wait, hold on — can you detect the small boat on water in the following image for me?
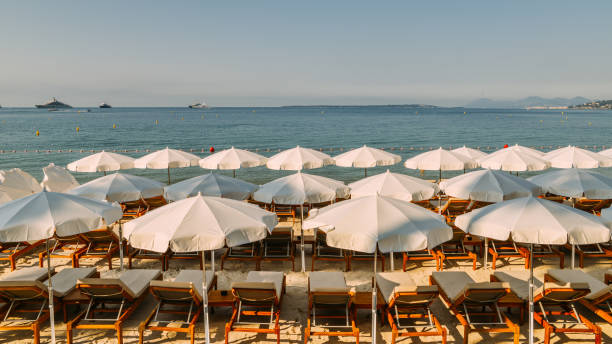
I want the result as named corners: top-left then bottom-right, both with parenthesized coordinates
top-left (188, 101), bottom-right (208, 109)
top-left (99, 102), bottom-right (112, 108)
top-left (35, 97), bottom-right (72, 109)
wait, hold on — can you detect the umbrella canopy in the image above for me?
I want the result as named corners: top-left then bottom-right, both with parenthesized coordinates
top-left (348, 170), bottom-right (438, 202)
top-left (0, 191), bottom-right (123, 242)
top-left (0, 168), bottom-right (42, 195)
top-left (543, 145), bottom-right (612, 169)
top-left (199, 147), bottom-right (267, 170)
top-left (404, 147), bottom-right (478, 171)
top-left (67, 151), bottom-right (135, 172)
top-left (134, 147), bottom-right (200, 169)
top-left (68, 173), bottom-right (165, 203)
top-left (527, 168), bottom-right (612, 199)
top-left (451, 146), bottom-right (488, 160)
top-left (439, 169), bottom-right (541, 203)
top-left (253, 171), bottom-right (349, 205)
top-left (164, 172), bottom-right (258, 201)
top-left (40, 163), bottom-right (79, 192)
top-left (334, 145), bottom-right (401, 168)
top-left (478, 145), bottom-right (550, 171)
top-left (598, 147), bottom-right (612, 158)
top-left (123, 195), bottom-right (278, 253)
top-left (455, 196), bottom-right (611, 245)
top-left (266, 146), bottom-right (334, 170)
top-left (303, 195), bottom-right (452, 253)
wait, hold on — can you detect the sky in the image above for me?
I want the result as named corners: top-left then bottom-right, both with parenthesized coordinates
top-left (1, 1), bottom-right (611, 107)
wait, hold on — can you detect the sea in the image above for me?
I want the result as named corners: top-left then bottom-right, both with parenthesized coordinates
top-left (0, 106), bottom-right (610, 185)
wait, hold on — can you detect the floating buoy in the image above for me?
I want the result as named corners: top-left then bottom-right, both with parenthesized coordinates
top-left (181, 117), bottom-right (184, 120)
top-left (539, 120), bottom-right (543, 124)
top-left (503, 144), bottom-right (509, 148)
top-left (155, 120), bottom-right (158, 125)
top-left (216, 114), bottom-right (218, 118)
top-left (35, 130), bottom-right (39, 136)
top-left (588, 122), bottom-right (592, 126)
top-left (209, 146), bottom-right (215, 153)
top-left (113, 124), bottom-right (116, 128)
top-left (201, 115), bottom-right (204, 119)
top-left (252, 110), bottom-right (256, 113)
top-left (76, 127), bottom-right (80, 132)
top-left (464, 111), bottom-right (467, 114)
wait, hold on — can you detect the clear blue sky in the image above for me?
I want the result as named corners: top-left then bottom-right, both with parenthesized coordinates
top-left (1, 1), bottom-right (611, 107)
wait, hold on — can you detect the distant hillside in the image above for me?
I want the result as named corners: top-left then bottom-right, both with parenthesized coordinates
top-left (466, 96), bottom-right (590, 109)
top-left (569, 100), bottom-right (612, 110)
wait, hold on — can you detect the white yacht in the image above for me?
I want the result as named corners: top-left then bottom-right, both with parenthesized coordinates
top-left (99, 102), bottom-right (112, 108)
top-left (188, 101), bottom-right (208, 109)
top-left (35, 97), bottom-right (72, 109)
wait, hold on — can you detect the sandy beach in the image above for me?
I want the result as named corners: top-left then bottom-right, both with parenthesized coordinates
top-left (1, 221), bottom-right (609, 344)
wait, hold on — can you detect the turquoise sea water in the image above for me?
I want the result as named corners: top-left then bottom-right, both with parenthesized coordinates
top-left (0, 106), bottom-right (610, 185)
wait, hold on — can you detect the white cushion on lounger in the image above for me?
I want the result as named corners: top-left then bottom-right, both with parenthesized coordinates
top-left (493, 271), bottom-right (544, 301)
top-left (376, 272), bottom-right (416, 304)
top-left (245, 271), bottom-right (284, 297)
top-left (176, 270), bottom-right (215, 300)
top-left (432, 271), bottom-right (474, 302)
top-left (309, 271), bottom-right (347, 293)
top-left (44, 267), bottom-right (96, 297)
top-left (0, 267), bottom-right (52, 282)
top-left (119, 269), bottom-right (161, 298)
top-left (547, 269), bottom-right (609, 300)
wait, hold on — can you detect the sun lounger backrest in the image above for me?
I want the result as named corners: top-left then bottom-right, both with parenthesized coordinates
top-left (0, 267), bottom-right (51, 282)
top-left (460, 282), bottom-right (509, 304)
top-left (0, 280), bottom-right (48, 300)
top-left (232, 282), bottom-right (277, 304)
top-left (81, 228), bottom-right (117, 243)
top-left (77, 278), bottom-right (126, 301)
top-left (393, 285), bottom-right (439, 306)
top-left (44, 267), bottom-right (97, 297)
top-left (536, 282), bottom-right (590, 303)
top-left (150, 281), bottom-right (202, 303)
top-left (547, 269), bottom-right (611, 301)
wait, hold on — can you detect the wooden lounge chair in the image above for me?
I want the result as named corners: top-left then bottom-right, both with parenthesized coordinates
top-left (221, 242), bottom-right (261, 270)
top-left (376, 272), bottom-right (446, 344)
top-left (539, 194), bottom-right (566, 203)
top-left (139, 270), bottom-right (216, 344)
top-left (430, 271), bottom-right (519, 344)
top-left (225, 271), bottom-right (285, 344)
top-left (547, 269), bottom-right (612, 326)
top-left (518, 244), bottom-right (564, 269)
top-left (260, 228), bottom-right (295, 271)
top-left (438, 198), bottom-right (471, 223)
top-left (403, 249), bottom-right (439, 271)
top-left (39, 235), bottom-right (87, 268)
top-left (75, 227), bottom-right (120, 269)
top-left (435, 229), bottom-right (477, 271)
top-left (348, 249), bottom-right (385, 272)
top-left (573, 198), bottom-right (612, 215)
top-left (143, 196), bottom-right (167, 211)
top-left (566, 243), bottom-right (612, 268)
top-left (488, 240), bottom-right (526, 270)
top-left (121, 199), bottom-right (148, 219)
top-left (272, 204), bottom-right (295, 225)
top-left (305, 271), bottom-right (358, 343)
top-left (1, 240), bottom-right (45, 271)
top-left (127, 246), bottom-right (168, 270)
top-left (0, 267), bottom-right (97, 343)
top-left (166, 251), bottom-right (204, 270)
top-left (67, 269), bottom-right (162, 344)
top-left (311, 230), bottom-right (348, 271)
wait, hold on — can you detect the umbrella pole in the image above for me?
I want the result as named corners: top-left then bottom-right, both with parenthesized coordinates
top-left (301, 204), bottom-right (305, 273)
top-left (389, 251), bottom-right (394, 271)
top-left (46, 238), bottom-right (56, 344)
top-left (484, 237), bottom-right (488, 270)
top-left (202, 252), bottom-right (211, 344)
top-left (529, 242), bottom-right (534, 344)
top-left (233, 169), bottom-right (236, 178)
top-left (364, 168), bottom-right (367, 178)
top-left (372, 250), bottom-right (378, 344)
top-left (118, 222), bottom-right (124, 270)
top-left (571, 244), bottom-right (575, 269)
top-left (211, 250), bottom-right (215, 274)
top-left (167, 167), bottom-right (171, 184)
top-left (104, 171), bottom-right (107, 176)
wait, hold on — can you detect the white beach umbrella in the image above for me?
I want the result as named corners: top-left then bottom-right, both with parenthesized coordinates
top-left (349, 170), bottom-right (438, 202)
top-left (68, 173), bottom-right (165, 203)
top-left (199, 146), bottom-right (267, 177)
top-left (303, 195), bottom-right (452, 344)
top-left (134, 147), bottom-right (200, 183)
top-left (527, 168), bottom-right (612, 199)
top-left (478, 145), bottom-right (550, 172)
top-left (543, 145), bottom-right (612, 169)
top-left (123, 195), bottom-right (278, 344)
top-left (440, 169), bottom-right (542, 203)
top-left (40, 163), bottom-right (79, 192)
top-left (254, 171), bottom-right (349, 272)
top-left (164, 172), bottom-right (258, 201)
top-left (455, 196), bottom-right (611, 344)
top-left (598, 147), bottom-right (612, 158)
top-left (67, 151), bottom-right (135, 174)
top-left (404, 147), bottom-right (478, 180)
top-left (266, 145), bottom-right (334, 170)
top-left (334, 145), bottom-right (401, 176)
top-left (0, 168), bottom-right (42, 196)
top-left (451, 146), bottom-right (488, 161)
top-left (0, 191), bottom-right (123, 344)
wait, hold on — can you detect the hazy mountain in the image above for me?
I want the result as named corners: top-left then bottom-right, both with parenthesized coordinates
top-left (466, 96), bottom-right (591, 108)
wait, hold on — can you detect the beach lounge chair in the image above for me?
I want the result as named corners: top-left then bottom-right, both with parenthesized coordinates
top-left (0, 267), bottom-right (97, 343)
top-left (348, 249), bottom-right (385, 272)
top-left (435, 229), bottom-right (478, 271)
top-left (438, 198), bottom-right (471, 223)
top-left (539, 194), bottom-right (566, 203)
top-left (261, 228), bottom-right (295, 271)
top-left (127, 246), bottom-right (168, 270)
top-left (488, 240), bottom-right (526, 270)
top-left (1, 240), bottom-right (45, 271)
top-left (139, 270), bottom-right (216, 344)
top-left (566, 243), bottom-right (612, 268)
top-left (430, 271), bottom-right (519, 344)
top-left (573, 198), bottom-right (612, 215)
top-left (304, 271), bottom-right (358, 343)
top-left (66, 269), bottom-right (162, 344)
top-left (547, 269), bottom-right (612, 326)
top-left (492, 270), bottom-right (601, 344)
top-left (403, 249), bottom-right (439, 271)
top-left (519, 244), bottom-right (564, 269)
top-left (225, 271), bottom-right (285, 344)
top-left (376, 272), bottom-right (446, 344)
top-left (272, 204), bottom-right (295, 225)
top-left (166, 251), bottom-right (204, 270)
top-left (75, 227), bottom-right (120, 269)
top-left (143, 195), bottom-right (167, 211)
top-left (311, 230), bottom-right (348, 271)
top-left (221, 242), bottom-right (261, 271)
top-left (121, 199), bottom-right (148, 219)
top-left (39, 235), bottom-right (87, 268)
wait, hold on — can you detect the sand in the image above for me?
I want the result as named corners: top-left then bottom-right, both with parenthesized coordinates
top-left (2, 223), bottom-right (611, 344)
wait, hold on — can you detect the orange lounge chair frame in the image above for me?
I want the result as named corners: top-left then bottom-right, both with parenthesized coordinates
top-left (128, 246), bottom-right (168, 270)
top-left (121, 199), bottom-right (148, 219)
top-left (488, 240), bottom-right (526, 270)
top-left (430, 275), bottom-right (519, 344)
top-left (403, 250), bottom-right (439, 271)
top-left (139, 275), bottom-right (218, 344)
top-left (573, 198), bottom-right (612, 215)
top-left (260, 229), bottom-right (295, 271)
top-left (348, 249), bottom-right (386, 272)
top-left (221, 242), bottom-right (261, 270)
top-left (381, 286), bottom-right (447, 344)
top-left (271, 203), bottom-right (295, 225)
top-left (435, 230), bottom-right (477, 271)
top-left (0, 283), bottom-right (55, 344)
top-left (39, 235), bottom-right (87, 268)
top-left (311, 231), bottom-right (348, 271)
top-left (534, 274), bottom-right (602, 344)
top-left (439, 198), bottom-right (471, 223)
top-left (566, 243), bottom-right (612, 268)
top-left (0, 240), bottom-right (45, 271)
top-left (76, 228), bottom-right (120, 269)
top-left (519, 244), bottom-right (564, 269)
top-left (166, 251), bottom-right (204, 270)
top-left (304, 279), bottom-right (358, 343)
top-left (143, 196), bottom-right (167, 211)
top-left (606, 272), bottom-right (612, 285)
top-left (224, 276), bottom-right (286, 344)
